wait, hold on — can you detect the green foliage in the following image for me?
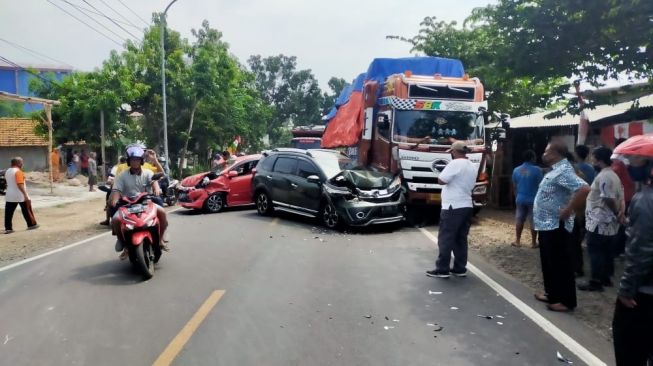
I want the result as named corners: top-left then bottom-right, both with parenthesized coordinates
top-left (0, 101), bottom-right (25, 117)
top-left (390, 0), bottom-right (653, 116)
top-left (247, 54), bottom-right (324, 146)
top-left (321, 77), bottom-right (349, 115)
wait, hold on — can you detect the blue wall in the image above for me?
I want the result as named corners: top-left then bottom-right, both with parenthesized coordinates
top-left (0, 66), bottom-right (71, 112)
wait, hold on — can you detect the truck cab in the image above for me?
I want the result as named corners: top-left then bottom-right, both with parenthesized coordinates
top-left (360, 73), bottom-right (489, 208)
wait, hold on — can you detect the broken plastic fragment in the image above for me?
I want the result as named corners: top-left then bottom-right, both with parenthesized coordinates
top-left (450, 307), bottom-right (459, 310)
top-left (556, 351), bottom-right (573, 364)
top-left (426, 323), bottom-right (437, 327)
top-left (477, 314), bottom-right (493, 319)
top-left (496, 322), bottom-right (503, 325)
top-left (383, 326), bottom-right (395, 330)
top-left (428, 291), bottom-right (443, 295)
top-left (385, 316), bottom-right (389, 321)
top-left (363, 315), bottom-right (372, 319)
top-left (433, 326), bottom-right (443, 332)
top-left (495, 315), bottom-right (505, 319)
top-left (392, 319), bottom-right (400, 322)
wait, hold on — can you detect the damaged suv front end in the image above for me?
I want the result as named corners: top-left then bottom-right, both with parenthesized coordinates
top-left (323, 169), bottom-right (405, 227)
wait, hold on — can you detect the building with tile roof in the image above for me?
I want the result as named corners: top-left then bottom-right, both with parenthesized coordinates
top-left (0, 118), bottom-right (48, 171)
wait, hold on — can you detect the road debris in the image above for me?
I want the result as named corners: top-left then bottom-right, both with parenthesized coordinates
top-left (383, 326), bottom-right (395, 330)
top-left (477, 314), bottom-right (493, 319)
top-left (363, 315), bottom-right (372, 319)
top-left (556, 351), bottom-right (573, 364)
top-left (496, 322), bottom-right (503, 325)
top-left (3, 335), bottom-right (13, 345)
top-left (428, 290), bottom-right (443, 295)
top-left (392, 319), bottom-right (400, 322)
top-left (450, 307), bottom-right (459, 310)
top-left (385, 316), bottom-right (389, 321)
top-left (495, 315), bottom-right (505, 319)
top-left (426, 323), bottom-right (437, 327)
top-left (433, 326), bottom-right (444, 332)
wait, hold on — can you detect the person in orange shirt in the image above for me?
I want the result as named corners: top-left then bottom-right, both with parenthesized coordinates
top-left (50, 148), bottom-right (60, 182)
top-left (4, 157), bottom-right (38, 234)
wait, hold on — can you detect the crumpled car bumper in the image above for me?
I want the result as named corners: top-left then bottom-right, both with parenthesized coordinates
top-left (332, 192), bottom-right (405, 226)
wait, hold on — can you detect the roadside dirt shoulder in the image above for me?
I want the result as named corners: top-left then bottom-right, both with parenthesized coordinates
top-left (0, 197), bottom-right (108, 267)
top-left (469, 208), bottom-right (618, 341)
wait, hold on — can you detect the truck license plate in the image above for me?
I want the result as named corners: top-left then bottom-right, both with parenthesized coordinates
top-left (428, 193), bottom-right (441, 202)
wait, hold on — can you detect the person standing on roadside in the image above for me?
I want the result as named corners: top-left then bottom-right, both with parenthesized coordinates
top-left (612, 160), bottom-right (653, 365)
top-left (426, 141), bottom-right (478, 279)
top-left (578, 147), bottom-right (624, 292)
top-left (511, 149), bottom-right (543, 248)
top-left (80, 149), bottom-right (89, 177)
top-left (87, 152), bottom-right (98, 192)
top-left (574, 145), bottom-right (596, 185)
top-left (533, 140), bottom-right (590, 312)
top-left (4, 157), bottom-right (38, 234)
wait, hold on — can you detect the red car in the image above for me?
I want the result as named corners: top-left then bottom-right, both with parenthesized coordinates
top-left (178, 154), bottom-right (261, 213)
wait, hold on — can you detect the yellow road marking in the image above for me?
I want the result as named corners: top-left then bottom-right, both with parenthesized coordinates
top-left (152, 290), bottom-right (225, 366)
top-left (269, 217), bottom-right (280, 226)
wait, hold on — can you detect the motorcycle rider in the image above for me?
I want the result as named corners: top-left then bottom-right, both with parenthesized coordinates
top-left (110, 146), bottom-right (169, 260)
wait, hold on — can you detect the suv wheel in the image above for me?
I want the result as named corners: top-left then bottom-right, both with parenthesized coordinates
top-left (321, 200), bottom-right (341, 229)
top-left (256, 191), bottom-right (273, 216)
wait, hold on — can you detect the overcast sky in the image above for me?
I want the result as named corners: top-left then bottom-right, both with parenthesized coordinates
top-left (1, 0), bottom-right (493, 90)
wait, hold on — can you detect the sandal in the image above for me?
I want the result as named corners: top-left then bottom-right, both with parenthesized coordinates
top-left (119, 249), bottom-right (128, 261)
top-left (534, 293), bottom-right (549, 303)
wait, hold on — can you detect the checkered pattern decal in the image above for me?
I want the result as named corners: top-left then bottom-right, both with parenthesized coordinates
top-left (379, 96), bottom-right (415, 110)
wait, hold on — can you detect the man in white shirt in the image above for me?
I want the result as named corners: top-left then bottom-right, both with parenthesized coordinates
top-left (4, 157), bottom-right (38, 234)
top-left (426, 141), bottom-right (478, 278)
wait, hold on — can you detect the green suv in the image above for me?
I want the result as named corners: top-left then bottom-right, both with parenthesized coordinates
top-left (252, 148), bottom-right (405, 228)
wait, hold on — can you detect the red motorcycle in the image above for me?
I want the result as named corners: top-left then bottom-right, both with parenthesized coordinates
top-left (115, 192), bottom-right (163, 279)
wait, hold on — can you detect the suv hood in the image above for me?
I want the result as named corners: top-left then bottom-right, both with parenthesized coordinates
top-left (336, 169), bottom-right (394, 190)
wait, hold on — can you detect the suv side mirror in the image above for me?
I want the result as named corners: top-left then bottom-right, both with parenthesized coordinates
top-left (307, 175), bottom-right (321, 184)
top-left (228, 170), bottom-right (238, 178)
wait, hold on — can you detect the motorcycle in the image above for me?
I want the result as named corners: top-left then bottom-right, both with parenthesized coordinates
top-left (0, 169), bottom-right (6, 195)
top-left (114, 192), bottom-right (163, 279)
top-left (159, 176), bottom-right (179, 207)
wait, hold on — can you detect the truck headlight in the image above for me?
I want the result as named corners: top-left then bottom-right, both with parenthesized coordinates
top-left (388, 175), bottom-right (402, 192)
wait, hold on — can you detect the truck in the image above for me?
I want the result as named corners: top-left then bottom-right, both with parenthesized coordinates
top-left (321, 57), bottom-right (490, 215)
top-left (290, 125), bottom-right (326, 149)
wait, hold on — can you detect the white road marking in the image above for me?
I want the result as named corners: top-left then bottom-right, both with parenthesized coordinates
top-left (0, 207), bottom-right (183, 274)
top-left (419, 228), bottom-right (606, 366)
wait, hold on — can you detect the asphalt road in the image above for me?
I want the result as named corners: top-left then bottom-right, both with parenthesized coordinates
top-left (0, 208), bottom-right (610, 366)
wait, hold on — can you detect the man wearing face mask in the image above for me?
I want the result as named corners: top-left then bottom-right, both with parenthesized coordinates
top-left (578, 147), bottom-right (624, 292)
top-left (612, 155), bottom-right (653, 365)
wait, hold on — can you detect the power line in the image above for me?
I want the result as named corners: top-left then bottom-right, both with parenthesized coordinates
top-left (116, 0), bottom-right (150, 27)
top-left (57, 0), bottom-right (132, 44)
top-left (55, 0), bottom-right (142, 31)
top-left (47, 0), bottom-right (124, 47)
top-left (95, 0), bottom-right (142, 31)
top-left (80, 0), bottom-right (142, 41)
top-left (0, 37), bottom-right (74, 68)
top-left (0, 55), bottom-right (61, 89)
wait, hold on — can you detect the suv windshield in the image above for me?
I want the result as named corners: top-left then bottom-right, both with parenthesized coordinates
top-left (392, 110), bottom-right (483, 145)
top-left (310, 151), bottom-right (357, 178)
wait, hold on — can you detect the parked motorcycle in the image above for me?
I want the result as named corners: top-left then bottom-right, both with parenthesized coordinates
top-left (0, 169), bottom-right (6, 195)
top-left (114, 192), bottom-right (163, 280)
top-left (159, 176), bottom-right (179, 207)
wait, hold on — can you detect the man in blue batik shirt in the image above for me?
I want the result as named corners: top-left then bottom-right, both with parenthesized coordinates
top-left (533, 140), bottom-right (590, 312)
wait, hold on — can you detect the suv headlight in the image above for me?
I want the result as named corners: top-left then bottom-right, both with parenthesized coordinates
top-left (324, 184), bottom-right (352, 196)
top-left (388, 175), bottom-right (402, 192)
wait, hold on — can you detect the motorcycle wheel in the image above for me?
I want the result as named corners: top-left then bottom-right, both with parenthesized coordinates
top-left (165, 193), bottom-right (178, 207)
top-left (134, 240), bottom-right (154, 280)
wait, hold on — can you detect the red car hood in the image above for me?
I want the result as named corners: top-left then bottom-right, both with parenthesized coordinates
top-left (181, 172), bottom-right (226, 188)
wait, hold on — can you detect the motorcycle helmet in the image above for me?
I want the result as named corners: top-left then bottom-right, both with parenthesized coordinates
top-left (126, 144), bottom-right (146, 164)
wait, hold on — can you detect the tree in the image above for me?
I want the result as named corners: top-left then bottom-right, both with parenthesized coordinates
top-left (389, 0), bottom-right (653, 116)
top-left (0, 101), bottom-right (25, 118)
top-left (321, 77), bottom-right (349, 116)
top-left (248, 54), bottom-right (324, 146)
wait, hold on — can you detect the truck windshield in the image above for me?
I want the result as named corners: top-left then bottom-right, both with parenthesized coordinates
top-left (392, 110), bottom-right (483, 145)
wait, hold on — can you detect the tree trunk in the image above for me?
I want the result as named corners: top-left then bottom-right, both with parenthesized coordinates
top-left (179, 101), bottom-right (199, 178)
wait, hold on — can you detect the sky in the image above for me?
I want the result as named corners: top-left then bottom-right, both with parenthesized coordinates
top-left (0, 0), bottom-right (494, 90)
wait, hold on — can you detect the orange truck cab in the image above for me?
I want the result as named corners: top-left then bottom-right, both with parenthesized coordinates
top-left (322, 57), bottom-right (490, 210)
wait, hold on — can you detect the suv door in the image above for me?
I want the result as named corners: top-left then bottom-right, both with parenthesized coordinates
top-left (270, 156), bottom-right (298, 206)
top-left (287, 158), bottom-right (323, 214)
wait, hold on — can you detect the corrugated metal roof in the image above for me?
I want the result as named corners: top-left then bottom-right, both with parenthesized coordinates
top-left (510, 94), bottom-right (653, 129)
top-left (0, 118), bottom-right (48, 147)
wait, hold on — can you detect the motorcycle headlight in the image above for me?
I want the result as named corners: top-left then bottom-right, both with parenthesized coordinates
top-left (125, 223), bottom-right (134, 230)
top-left (146, 219), bottom-right (156, 227)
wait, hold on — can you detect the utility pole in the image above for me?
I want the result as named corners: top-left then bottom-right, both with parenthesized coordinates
top-left (100, 110), bottom-right (106, 182)
top-left (160, 0), bottom-right (178, 175)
